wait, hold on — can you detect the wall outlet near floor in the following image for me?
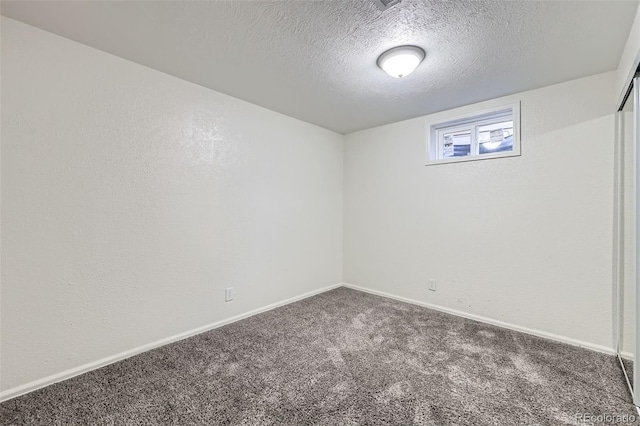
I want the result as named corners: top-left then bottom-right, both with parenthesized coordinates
top-left (428, 279), bottom-right (437, 291)
top-left (225, 287), bottom-right (235, 302)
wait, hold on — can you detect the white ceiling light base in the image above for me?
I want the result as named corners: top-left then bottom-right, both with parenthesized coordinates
top-left (377, 45), bottom-right (425, 78)
top-left (370, 0), bottom-right (403, 11)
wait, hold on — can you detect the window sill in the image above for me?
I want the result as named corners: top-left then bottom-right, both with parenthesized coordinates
top-left (424, 150), bottom-right (521, 166)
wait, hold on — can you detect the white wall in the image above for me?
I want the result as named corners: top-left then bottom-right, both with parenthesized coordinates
top-left (344, 71), bottom-right (616, 351)
top-left (616, 4), bottom-right (640, 104)
top-left (0, 17), bottom-right (343, 395)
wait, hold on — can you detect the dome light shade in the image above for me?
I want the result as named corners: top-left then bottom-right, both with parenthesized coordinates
top-left (377, 45), bottom-right (425, 78)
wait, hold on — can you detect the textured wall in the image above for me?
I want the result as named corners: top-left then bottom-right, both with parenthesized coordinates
top-left (1, 18), bottom-right (343, 393)
top-left (344, 72), bottom-right (616, 350)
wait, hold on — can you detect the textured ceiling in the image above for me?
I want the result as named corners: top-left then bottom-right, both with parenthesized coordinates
top-left (2, 0), bottom-right (637, 134)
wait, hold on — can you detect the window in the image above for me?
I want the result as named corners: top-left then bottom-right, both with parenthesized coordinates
top-left (426, 102), bottom-right (520, 165)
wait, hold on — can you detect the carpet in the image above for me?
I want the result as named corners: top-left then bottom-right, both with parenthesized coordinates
top-left (622, 358), bottom-right (634, 389)
top-left (0, 287), bottom-right (636, 425)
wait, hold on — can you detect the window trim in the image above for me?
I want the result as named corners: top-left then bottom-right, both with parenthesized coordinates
top-left (425, 101), bottom-right (521, 166)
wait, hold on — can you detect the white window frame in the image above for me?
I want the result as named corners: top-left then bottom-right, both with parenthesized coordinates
top-left (425, 101), bottom-right (521, 166)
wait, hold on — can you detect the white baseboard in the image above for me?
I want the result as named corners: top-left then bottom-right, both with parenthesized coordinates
top-left (0, 282), bottom-right (343, 403)
top-left (342, 283), bottom-right (616, 356)
top-left (620, 351), bottom-right (634, 360)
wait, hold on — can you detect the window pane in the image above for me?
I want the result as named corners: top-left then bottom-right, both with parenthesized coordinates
top-left (442, 131), bottom-right (471, 158)
top-left (478, 120), bottom-right (513, 154)
top-left (427, 104), bottom-right (520, 165)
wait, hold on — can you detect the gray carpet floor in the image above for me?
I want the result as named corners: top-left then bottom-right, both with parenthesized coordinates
top-left (0, 287), bottom-right (636, 425)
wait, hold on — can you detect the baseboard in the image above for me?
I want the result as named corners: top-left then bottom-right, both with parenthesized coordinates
top-left (342, 283), bottom-right (616, 356)
top-left (0, 282), bottom-right (343, 403)
top-left (620, 350), bottom-right (634, 360)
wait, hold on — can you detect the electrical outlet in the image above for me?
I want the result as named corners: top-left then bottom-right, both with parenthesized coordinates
top-left (225, 287), bottom-right (235, 302)
top-left (428, 279), bottom-right (437, 291)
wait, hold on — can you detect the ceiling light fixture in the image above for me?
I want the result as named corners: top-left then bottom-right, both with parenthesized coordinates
top-left (377, 45), bottom-right (425, 78)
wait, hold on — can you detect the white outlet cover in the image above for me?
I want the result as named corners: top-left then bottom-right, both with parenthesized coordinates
top-left (225, 287), bottom-right (235, 302)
